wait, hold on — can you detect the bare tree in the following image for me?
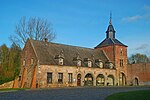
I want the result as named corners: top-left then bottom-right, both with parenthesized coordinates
top-left (128, 53), bottom-right (150, 64)
top-left (10, 17), bottom-right (56, 46)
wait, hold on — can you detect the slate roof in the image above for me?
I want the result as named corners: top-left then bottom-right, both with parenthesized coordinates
top-left (95, 38), bottom-right (127, 48)
top-left (29, 39), bottom-right (109, 67)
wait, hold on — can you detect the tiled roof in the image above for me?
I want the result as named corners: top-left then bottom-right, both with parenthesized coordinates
top-left (29, 39), bottom-right (109, 67)
top-left (95, 38), bottom-right (127, 48)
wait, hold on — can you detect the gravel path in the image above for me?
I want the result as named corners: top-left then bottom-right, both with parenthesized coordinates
top-left (0, 86), bottom-right (150, 100)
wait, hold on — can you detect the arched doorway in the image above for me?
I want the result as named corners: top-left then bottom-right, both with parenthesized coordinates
top-left (96, 74), bottom-right (105, 86)
top-left (107, 75), bottom-right (114, 86)
top-left (77, 74), bottom-right (81, 86)
top-left (84, 73), bottom-right (93, 86)
top-left (134, 77), bottom-right (139, 86)
top-left (120, 73), bottom-right (126, 86)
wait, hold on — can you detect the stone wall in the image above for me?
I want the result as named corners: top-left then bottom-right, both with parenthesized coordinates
top-left (20, 39), bottom-right (37, 88)
top-left (37, 65), bottom-right (116, 88)
top-left (127, 63), bottom-right (150, 85)
top-left (0, 81), bottom-right (14, 89)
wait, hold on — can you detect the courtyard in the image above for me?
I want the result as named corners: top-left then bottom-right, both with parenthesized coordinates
top-left (0, 86), bottom-right (150, 100)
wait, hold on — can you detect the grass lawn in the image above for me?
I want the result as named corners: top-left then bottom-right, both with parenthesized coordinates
top-left (0, 88), bottom-right (27, 92)
top-left (105, 90), bottom-right (150, 100)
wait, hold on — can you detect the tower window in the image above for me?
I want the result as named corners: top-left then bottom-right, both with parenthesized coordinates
top-left (120, 48), bottom-right (123, 56)
top-left (120, 59), bottom-right (123, 67)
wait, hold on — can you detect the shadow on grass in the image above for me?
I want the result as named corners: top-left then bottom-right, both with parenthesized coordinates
top-left (105, 90), bottom-right (150, 100)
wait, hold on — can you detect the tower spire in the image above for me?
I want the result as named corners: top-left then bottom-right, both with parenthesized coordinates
top-left (106, 13), bottom-right (116, 39)
top-left (109, 12), bottom-right (112, 25)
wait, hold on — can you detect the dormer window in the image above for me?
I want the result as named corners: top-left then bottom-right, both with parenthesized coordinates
top-left (73, 54), bottom-right (82, 66)
top-left (84, 58), bottom-right (92, 67)
top-left (54, 50), bottom-right (64, 66)
top-left (77, 60), bottom-right (81, 66)
top-left (109, 62), bottom-right (114, 69)
top-left (88, 61), bottom-right (92, 67)
top-left (95, 59), bottom-right (103, 68)
top-left (105, 61), bottom-right (114, 69)
top-left (59, 58), bottom-right (64, 65)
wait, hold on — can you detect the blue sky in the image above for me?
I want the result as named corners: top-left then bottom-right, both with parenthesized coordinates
top-left (0, 0), bottom-right (150, 57)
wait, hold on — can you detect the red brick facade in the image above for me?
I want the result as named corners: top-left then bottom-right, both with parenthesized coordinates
top-left (127, 63), bottom-right (150, 85)
top-left (96, 45), bottom-right (128, 86)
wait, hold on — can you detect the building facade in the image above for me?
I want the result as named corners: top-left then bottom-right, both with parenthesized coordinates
top-left (19, 17), bottom-right (149, 89)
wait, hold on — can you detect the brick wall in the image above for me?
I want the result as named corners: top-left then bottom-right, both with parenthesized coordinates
top-left (96, 45), bottom-right (128, 85)
top-left (127, 63), bottom-right (150, 85)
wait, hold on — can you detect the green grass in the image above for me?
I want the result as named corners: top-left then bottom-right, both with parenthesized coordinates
top-left (105, 90), bottom-right (150, 100)
top-left (0, 88), bottom-right (27, 92)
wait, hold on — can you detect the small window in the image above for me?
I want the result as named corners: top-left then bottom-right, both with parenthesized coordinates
top-left (120, 59), bottom-right (123, 67)
top-left (77, 60), bottom-right (81, 66)
top-left (99, 62), bottom-right (103, 68)
top-left (120, 48), bottom-right (123, 56)
top-left (23, 59), bottom-right (26, 66)
top-left (59, 58), bottom-right (63, 65)
top-left (58, 73), bottom-right (63, 84)
top-left (31, 58), bottom-right (34, 65)
top-left (47, 73), bottom-right (52, 84)
top-left (68, 73), bottom-right (73, 83)
top-left (88, 61), bottom-right (92, 67)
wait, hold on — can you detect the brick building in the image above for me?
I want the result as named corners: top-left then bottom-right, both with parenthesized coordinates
top-left (18, 17), bottom-right (149, 88)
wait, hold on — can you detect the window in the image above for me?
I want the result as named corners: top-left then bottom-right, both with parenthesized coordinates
top-left (77, 60), bottom-right (81, 66)
top-left (120, 48), bottom-right (123, 56)
top-left (31, 58), bottom-right (34, 65)
top-left (99, 62), bottom-right (103, 68)
top-left (23, 59), bottom-right (26, 66)
top-left (68, 73), bottom-right (73, 83)
top-left (59, 58), bottom-right (64, 65)
top-left (120, 59), bottom-right (123, 67)
top-left (47, 73), bottom-right (52, 84)
top-left (88, 61), bottom-right (92, 67)
top-left (58, 73), bottom-right (63, 83)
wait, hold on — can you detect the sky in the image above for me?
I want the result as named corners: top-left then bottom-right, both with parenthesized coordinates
top-left (0, 0), bottom-right (150, 57)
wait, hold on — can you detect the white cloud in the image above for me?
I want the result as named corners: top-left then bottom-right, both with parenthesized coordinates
top-left (122, 14), bottom-right (150, 22)
top-left (122, 5), bottom-right (150, 22)
top-left (122, 15), bottom-right (142, 22)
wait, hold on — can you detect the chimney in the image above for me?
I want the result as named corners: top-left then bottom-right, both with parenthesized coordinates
top-left (44, 38), bottom-right (48, 42)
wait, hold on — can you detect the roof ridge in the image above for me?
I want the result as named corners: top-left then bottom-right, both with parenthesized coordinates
top-left (30, 39), bottom-right (94, 50)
